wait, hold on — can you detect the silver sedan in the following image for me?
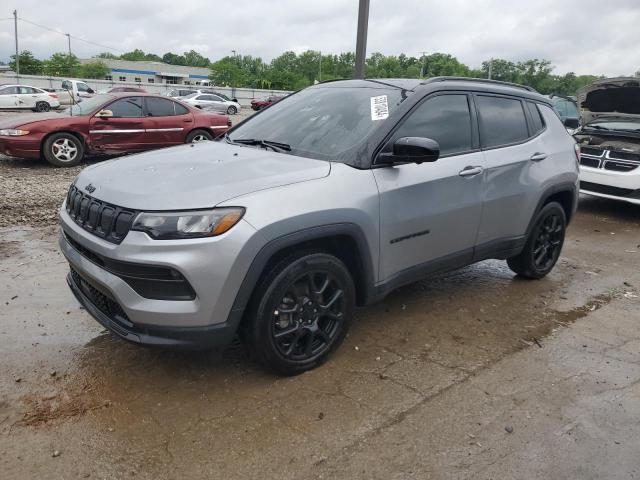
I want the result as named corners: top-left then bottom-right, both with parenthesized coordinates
top-left (181, 93), bottom-right (241, 115)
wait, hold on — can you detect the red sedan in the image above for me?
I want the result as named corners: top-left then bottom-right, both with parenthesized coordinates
top-left (250, 95), bottom-right (286, 111)
top-left (0, 93), bottom-right (231, 167)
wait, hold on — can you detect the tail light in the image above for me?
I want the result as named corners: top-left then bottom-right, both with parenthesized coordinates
top-left (574, 143), bottom-right (581, 166)
top-left (48, 93), bottom-right (58, 99)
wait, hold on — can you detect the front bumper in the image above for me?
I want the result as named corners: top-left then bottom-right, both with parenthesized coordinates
top-left (0, 135), bottom-right (42, 159)
top-left (67, 269), bottom-right (235, 348)
top-left (59, 204), bottom-right (262, 348)
top-left (580, 166), bottom-right (640, 205)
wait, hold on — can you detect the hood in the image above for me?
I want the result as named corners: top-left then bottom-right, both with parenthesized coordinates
top-left (0, 111), bottom-right (65, 129)
top-left (74, 141), bottom-right (331, 210)
top-left (578, 77), bottom-right (640, 124)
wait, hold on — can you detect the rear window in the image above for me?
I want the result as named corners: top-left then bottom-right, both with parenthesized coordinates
top-left (477, 96), bottom-right (529, 148)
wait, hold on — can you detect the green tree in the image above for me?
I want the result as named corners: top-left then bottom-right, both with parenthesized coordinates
top-left (209, 57), bottom-right (246, 87)
top-left (96, 52), bottom-right (118, 59)
top-left (162, 52), bottom-right (187, 65)
top-left (43, 53), bottom-right (81, 77)
top-left (183, 50), bottom-right (210, 67)
top-left (9, 50), bottom-right (43, 75)
top-left (120, 49), bottom-right (162, 62)
top-left (78, 60), bottom-right (110, 79)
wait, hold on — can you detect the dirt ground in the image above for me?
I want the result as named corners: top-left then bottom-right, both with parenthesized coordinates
top-left (0, 112), bottom-right (639, 479)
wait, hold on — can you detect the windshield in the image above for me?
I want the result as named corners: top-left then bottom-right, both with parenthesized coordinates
top-left (586, 119), bottom-right (640, 131)
top-left (228, 84), bottom-right (407, 162)
top-left (62, 94), bottom-right (114, 116)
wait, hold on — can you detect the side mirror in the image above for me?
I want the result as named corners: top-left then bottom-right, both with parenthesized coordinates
top-left (378, 137), bottom-right (440, 165)
top-left (563, 117), bottom-right (579, 129)
top-left (96, 109), bottom-right (113, 118)
top-left (86, 88), bottom-right (95, 94)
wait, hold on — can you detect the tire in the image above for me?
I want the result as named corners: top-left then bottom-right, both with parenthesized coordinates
top-left (185, 129), bottom-right (214, 143)
top-left (246, 252), bottom-right (355, 375)
top-left (43, 132), bottom-right (84, 167)
top-left (507, 202), bottom-right (566, 279)
top-left (226, 105), bottom-right (237, 115)
top-left (34, 101), bottom-right (51, 112)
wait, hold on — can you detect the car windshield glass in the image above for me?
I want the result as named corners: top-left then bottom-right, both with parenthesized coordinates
top-left (228, 84), bottom-right (407, 162)
top-left (588, 120), bottom-right (640, 131)
top-left (62, 94), bottom-right (114, 116)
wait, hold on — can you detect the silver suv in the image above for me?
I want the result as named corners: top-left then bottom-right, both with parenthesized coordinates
top-left (59, 77), bottom-right (579, 374)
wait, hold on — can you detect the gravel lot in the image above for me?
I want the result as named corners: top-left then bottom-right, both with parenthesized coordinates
top-left (0, 108), bottom-right (255, 227)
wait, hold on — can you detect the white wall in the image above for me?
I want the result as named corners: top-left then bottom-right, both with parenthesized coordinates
top-left (0, 73), bottom-right (291, 107)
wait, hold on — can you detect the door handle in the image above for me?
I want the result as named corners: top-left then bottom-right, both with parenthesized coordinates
top-left (530, 152), bottom-right (547, 162)
top-left (458, 166), bottom-right (483, 177)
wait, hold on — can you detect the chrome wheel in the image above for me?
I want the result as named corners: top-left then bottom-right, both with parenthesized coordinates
top-left (191, 134), bottom-right (208, 143)
top-left (271, 271), bottom-right (345, 361)
top-left (36, 101), bottom-right (50, 112)
top-left (51, 138), bottom-right (78, 163)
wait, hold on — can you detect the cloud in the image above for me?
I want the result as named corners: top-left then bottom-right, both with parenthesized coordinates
top-left (2, 0), bottom-right (639, 76)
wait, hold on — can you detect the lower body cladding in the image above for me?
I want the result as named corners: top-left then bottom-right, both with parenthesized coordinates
top-left (59, 207), bottom-right (260, 348)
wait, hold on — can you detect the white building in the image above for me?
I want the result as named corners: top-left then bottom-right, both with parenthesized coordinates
top-left (80, 58), bottom-right (212, 86)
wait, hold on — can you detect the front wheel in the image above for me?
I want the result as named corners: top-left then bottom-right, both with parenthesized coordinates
top-left (507, 202), bottom-right (566, 279)
top-left (43, 132), bottom-right (84, 167)
top-left (247, 252), bottom-right (355, 375)
top-left (185, 129), bottom-right (214, 143)
top-left (226, 105), bottom-right (238, 115)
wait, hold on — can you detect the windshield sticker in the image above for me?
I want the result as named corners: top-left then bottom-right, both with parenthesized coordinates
top-left (370, 95), bottom-right (389, 121)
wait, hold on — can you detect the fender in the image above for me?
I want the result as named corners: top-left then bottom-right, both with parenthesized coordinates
top-left (226, 223), bottom-right (377, 329)
top-left (525, 181), bottom-right (578, 236)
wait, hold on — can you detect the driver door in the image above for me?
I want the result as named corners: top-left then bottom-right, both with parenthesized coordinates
top-left (89, 96), bottom-right (147, 153)
top-left (372, 93), bottom-right (485, 282)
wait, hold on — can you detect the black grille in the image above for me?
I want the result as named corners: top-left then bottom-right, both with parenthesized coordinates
top-left (580, 156), bottom-right (600, 168)
top-left (604, 161), bottom-right (638, 172)
top-left (65, 185), bottom-right (137, 244)
top-left (608, 150), bottom-right (640, 162)
top-left (70, 267), bottom-right (132, 326)
top-left (580, 146), bottom-right (604, 157)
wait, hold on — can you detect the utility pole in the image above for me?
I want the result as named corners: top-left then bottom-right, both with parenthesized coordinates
top-left (419, 51), bottom-right (428, 78)
top-left (13, 10), bottom-right (19, 78)
top-left (354, 0), bottom-right (369, 79)
top-left (66, 33), bottom-right (71, 55)
top-left (318, 50), bottom-right (322, 82)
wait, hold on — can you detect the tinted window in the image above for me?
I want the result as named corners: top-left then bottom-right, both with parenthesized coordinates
top-left (477, 96), bottom-right (528, 148)
top-left (77, 82), bottom-right (91, 92)
top-left (0, 86), bottom-right (19, 95)
top-left (526, 102), bottom-right (545, 134)
top-left (390, 94), bottom-right (473, 156)
top-left (108, 97), bottom-right (143, 117)
top-left (146, 97), bottom-right (176, 116)
top-left (174, 102), bottom-right (189, 115)
top-left (18, 87), bottom-right (38, 94)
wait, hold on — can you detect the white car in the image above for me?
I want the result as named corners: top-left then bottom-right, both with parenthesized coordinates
top-left (0, 84), bottom-right (61, 112)
top-left (574, 77), bottom-right (640, 205)
top-left (181, 93), bottom-right (241, 115)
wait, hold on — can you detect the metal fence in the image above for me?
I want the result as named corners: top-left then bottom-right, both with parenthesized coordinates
top-left (0, 73), bottom-right (291, 107)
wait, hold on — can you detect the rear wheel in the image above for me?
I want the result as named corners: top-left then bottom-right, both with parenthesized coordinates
top-left (186, 129), bottom-right (214, 143)
top-left (226, 105), bottom-right (237, 115)
top-left (34, 101), bottom-right (50, 112)
top-left (247, 252), bottom-right (355, 375)
top-left (507, 202), bottom-right (566, 279)
top-left (43, 132), bottom-right (84, 167)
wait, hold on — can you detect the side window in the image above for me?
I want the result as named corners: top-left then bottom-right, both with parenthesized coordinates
top-left (174, 102), bottom-right (189, 115)
top-left (146, 97), bottom-right (177, 116)
top-left (210, 95), bottom-right (223, 102)
top-left (390, 94), bottom-right (473, 156)
top-left (477, 96), bottom-right (529, 148)
top-left (18, 87), bottom-right (37, 94)
top-left (107, 97), bottom-right (143, 118)
top-left (77, 83), bottom-right (90, 93)
top-left (0, 86), bottom-right (19, 95)
top-left (61, 80), bottom-right (71, 90)
top-left (525, 102), bottom-right (545, 135)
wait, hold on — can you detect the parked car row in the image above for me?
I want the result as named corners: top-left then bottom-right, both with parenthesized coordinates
top-left (0, 93), bottom-right (230, 166)
top-left (0, 84), bottom-right (61, 111)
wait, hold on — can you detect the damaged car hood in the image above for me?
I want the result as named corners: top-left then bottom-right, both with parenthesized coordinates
top-left (73, 141), bottom-right (331, 210)
top-left (578, 77), bottom-right (640, 125)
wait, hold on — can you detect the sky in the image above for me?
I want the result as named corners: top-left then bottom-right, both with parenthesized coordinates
top-left (1, 0), bottom-right (639, 77)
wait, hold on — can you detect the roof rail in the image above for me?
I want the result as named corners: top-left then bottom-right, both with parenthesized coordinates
top-left (421, 76), bottom-right (537, 92)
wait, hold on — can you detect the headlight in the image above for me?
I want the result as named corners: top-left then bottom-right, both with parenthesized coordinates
top-left (0, 129), bottom-right (30, 136)
top-left (131, 207), bottom-right (245, 240)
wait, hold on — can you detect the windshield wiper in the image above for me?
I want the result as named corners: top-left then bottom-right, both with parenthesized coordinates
top-left (583, 124), bottom-right (610, 131)
top-left (226, 136), bottom-right (292, 153)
